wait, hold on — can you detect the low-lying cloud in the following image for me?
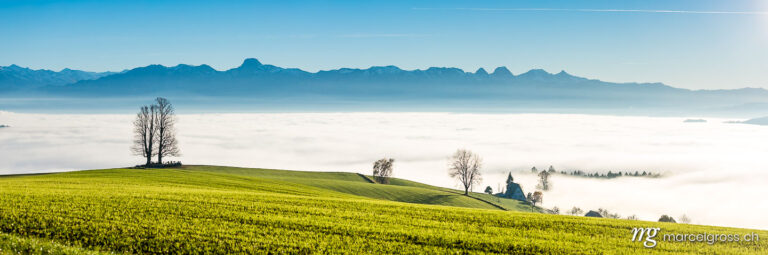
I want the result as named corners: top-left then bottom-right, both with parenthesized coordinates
top-left (1, 111), bottom-right (766, 229)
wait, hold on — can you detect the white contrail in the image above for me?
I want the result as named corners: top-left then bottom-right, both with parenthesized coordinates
top-left (412, 7), bottom-right (768, 15)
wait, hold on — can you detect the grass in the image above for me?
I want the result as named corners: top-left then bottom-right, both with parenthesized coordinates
top-left (183, 166), bottom-right (512, 210)
top-left (0, 165), bottom-right (765, 254)
top-left (0, 232), bottom-right (105, 255)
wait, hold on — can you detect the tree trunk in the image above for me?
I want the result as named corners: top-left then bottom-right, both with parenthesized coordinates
top-left (464, 186), bottom-right (469, 196)
top-left (157, 146), bottom-right (163, 165)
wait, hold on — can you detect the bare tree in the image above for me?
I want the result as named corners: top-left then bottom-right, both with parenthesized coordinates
top-left (448, 149), bottom-right (482, 195)
top-left (551, 206), bottom-right (560, 214)
top-left (154, 97), bottom-right (179, 164)
top-left (131, 105), bottom-right (157, 166)
top-left (372, 158), bottom-right (394, 184)
top-left (598, 208), bottom-right (621, 219)
top-left (568, 207), bottom-right (583, 216)
top-left (536, 170), bottom-right (551, 191)
top-left (679, 214), bottom-right (691, 224)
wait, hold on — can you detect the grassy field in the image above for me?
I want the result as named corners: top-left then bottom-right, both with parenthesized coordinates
top-left (0, 165), bottom-right (765, 254)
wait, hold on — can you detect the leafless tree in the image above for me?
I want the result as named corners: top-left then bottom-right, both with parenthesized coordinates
top-left (448, 149), bottom-right (482, 195)
top-left (131, 105), bottom-right (157, 166)
top-left (536, 170), bottom-right (551, 191)
top-left (598, 208), bottom-right (621, 219)
top-left (154, 97), bottom-right (180, 164)
top-left (372, 158), bottom-right (394, 184)
top-left (679, 214), bottom-right (691, 224)
top-left (568, 206), bottom-right (583, 216)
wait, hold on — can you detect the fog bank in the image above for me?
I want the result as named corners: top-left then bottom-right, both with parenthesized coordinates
top-left (1, 111), bottom-right (766, 229)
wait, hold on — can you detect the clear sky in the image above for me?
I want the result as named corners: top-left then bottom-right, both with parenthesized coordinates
top-left (2, 0), bottom-right (767, 90)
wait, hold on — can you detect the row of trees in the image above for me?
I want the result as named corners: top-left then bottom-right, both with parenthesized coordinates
top-left (131, 97), bottom-right (180, 166)
top-left (560, 206), bottom-right (691, 223)
top-left (561, 170), bottom-right (661, 178)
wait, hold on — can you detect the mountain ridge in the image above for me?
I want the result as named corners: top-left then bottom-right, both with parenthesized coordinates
top-left (2, 58), bottom-right (768, 116)
top-left (3, 58), bottom-right (764, 94)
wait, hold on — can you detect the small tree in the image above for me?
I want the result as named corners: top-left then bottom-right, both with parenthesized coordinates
top-left (626, 215), bottom-right (639, 220)
top-left (484, 186), bottom-right (493, 194)
top-left (552, 206), bottom-right (560, 214)
top-left (531, 166), bottom-right (538, 173)
top-left (659, 215), bottom-right (676, 223)
top-left (568, 207), bottom-right (583, 216)
top-left (598, 208), bottom-right (610, 218)
top-left (372, 158), bottom-right (395, 184)
top-left (679, 214), bottom-right (691, 224)
top-left (448, 149), bottom-right (482, 195)
top-left (536, 170), bottom-right (551, 191)
top-left (548, 165), bottom-right (556, 173)
top-left (532, 191), bottom-right (543, 206)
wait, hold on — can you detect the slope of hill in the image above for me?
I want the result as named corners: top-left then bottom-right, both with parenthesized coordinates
top-left (183, 165), bottom-right (521, 210)
top-left (0, 165), bottom-right (765, 254)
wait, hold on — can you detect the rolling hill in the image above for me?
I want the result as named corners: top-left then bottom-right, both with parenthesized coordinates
top-left (0, 165), bottom-right (765, 254)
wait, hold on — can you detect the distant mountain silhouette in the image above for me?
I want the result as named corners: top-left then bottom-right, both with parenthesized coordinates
top-left (0, 65), bottom-right (113, 91)
top-left (2, 58), bottom-right (768, 115)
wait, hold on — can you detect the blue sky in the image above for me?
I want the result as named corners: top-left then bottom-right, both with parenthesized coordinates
top-left (2, 0), bottom-right (767, 90)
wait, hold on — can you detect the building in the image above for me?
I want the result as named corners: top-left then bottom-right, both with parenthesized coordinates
top-left (496, 172), bottom-right (526, 201)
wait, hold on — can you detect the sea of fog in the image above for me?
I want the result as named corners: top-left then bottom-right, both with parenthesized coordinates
top-left (1, 111), bottom-right (767, 229)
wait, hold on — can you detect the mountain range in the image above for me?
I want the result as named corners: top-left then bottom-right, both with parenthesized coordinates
top-left (1, 58), bottom-right (768, 116)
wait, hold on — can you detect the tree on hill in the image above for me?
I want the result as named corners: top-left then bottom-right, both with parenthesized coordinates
top-left (372, 158), bottom-right (395, 184)
top-left (448, 149), bottom-right (482, 195)
top-left (679, 214), bottom-right (691, 224)
top-left (531, 191), bottom-right (543, 206)
top-left (154, 97), bottom-right (180, 164)
top-left (131, 104), bottom-right (157, 166)
top-left (484, 186), bottom-right (493, 194)
top-left (548, 165), bottom-right (556, 173)
top-left (536, 170), bottom-right (551, 191)
top-left (568, 207), bottom-right (583, 216)
top-left (531, 166), bottom-right (538, 173)
top-left (658, 215), bottom-right (676, 223)
top-left (551, 206), bottom-right (560, 214)
top-left (598, 208), bottom-right (621, 219)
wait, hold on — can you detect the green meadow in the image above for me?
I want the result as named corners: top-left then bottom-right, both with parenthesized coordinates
top-left (0, 165), bottom-right (765, 254)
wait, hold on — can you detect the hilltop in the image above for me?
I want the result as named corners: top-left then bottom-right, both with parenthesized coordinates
top-left (0, 165), bottom-right (765, 254)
